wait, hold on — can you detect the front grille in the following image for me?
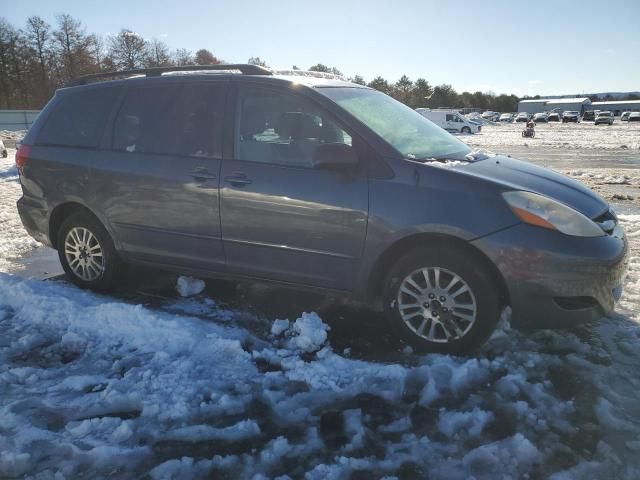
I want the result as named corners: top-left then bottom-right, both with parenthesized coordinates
top-left (593, 208), bottom-right (617, 235)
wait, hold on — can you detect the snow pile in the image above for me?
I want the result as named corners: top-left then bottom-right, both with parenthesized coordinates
top-left (175, 275), bottom-right (205, 297)
top-left (285, 312), bottom-right (330, 352)
top-left (568, 170), bottom-right (633, 185)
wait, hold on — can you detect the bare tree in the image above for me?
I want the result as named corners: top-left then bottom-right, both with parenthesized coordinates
top-left (24, 16), bottom-right (51, 80)
top-left (173, 48), bottom-right (193, 66)
top-left (145, 38), bottom-right (171, 67)
top-left (52, 14), bottom-right (95, 83)
top-left (108, 29), bottom-right (147, 70)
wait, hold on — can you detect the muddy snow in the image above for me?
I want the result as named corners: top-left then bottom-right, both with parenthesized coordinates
top-left (2, 130), bottom-right (640, 479)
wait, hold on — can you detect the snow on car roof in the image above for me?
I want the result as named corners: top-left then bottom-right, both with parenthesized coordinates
top-left (273, 73), bottom-right (365, 88)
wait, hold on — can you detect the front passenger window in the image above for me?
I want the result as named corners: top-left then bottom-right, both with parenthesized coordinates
top-left (236, 87), bottom-right (352, 168)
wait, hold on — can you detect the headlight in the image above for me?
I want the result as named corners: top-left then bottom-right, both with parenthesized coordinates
top-left (502, 191), bottom-right (604, 237)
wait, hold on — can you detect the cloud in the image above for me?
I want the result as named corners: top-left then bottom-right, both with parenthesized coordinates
top-left (158, 33), bottom-right (169, 38)
top-left (528, 80), bottom-right (543, 85)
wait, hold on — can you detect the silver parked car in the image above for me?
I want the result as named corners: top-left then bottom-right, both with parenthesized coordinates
top-left (562, 111), bottom-right (580, 123)
top-left (15, 65), bottom-right (628, 354)
top-left (595, 111), bottom-right (614, 125)
top-left (533, 112), bottom-right (549, 123)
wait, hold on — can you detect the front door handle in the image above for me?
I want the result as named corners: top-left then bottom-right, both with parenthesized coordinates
top-left (191, 167), bottom-right (217, 181)
top-left (224, 172), bottom-right (252, 187)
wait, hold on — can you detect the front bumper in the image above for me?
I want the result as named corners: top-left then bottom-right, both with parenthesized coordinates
top-left (472, 223), bottom-right (628, 328)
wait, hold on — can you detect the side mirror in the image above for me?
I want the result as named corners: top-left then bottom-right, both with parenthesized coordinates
top-left (313, 143), bottom-right (359, 169)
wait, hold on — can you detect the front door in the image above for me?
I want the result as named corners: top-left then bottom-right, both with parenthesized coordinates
top-left (219, 85), bottom-right (368, 290)
top-left (91, 81), bottom-right (227, 271)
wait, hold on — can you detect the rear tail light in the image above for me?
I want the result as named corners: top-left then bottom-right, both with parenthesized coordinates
top-left (15, 144), bottom-right (31, 170)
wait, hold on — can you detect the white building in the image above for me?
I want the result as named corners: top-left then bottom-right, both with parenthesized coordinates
top-left (518, 98), bottom-right (591, 114)
top-left (589, 100), bottom-right (640, 115)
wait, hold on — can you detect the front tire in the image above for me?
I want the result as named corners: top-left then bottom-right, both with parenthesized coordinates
top-left (461, 126), bottom-right (471, 134)
top-left (382, 247), bottom-right (501, 354)
top-left (57, 212), bottom-right (121, 291)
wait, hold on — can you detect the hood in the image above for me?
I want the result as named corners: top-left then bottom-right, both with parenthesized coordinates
top-left (456, 155), bottom-right (608, 218)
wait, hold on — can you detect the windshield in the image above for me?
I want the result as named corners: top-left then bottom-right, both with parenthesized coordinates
top-left (319, 87), bottom-right (470, 160)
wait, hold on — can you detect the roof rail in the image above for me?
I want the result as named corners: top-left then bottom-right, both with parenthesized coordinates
top-left (68, 64), bottom-right (272, 86)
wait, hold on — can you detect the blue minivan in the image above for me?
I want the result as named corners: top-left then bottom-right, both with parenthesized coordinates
top-left (16, 65), bottom-right (628, 353)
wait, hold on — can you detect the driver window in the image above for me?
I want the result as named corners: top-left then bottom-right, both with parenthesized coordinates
top-left (236, 86), bottom-right (352, 168)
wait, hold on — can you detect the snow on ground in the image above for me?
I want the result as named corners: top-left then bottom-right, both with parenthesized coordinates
top-left (0, 130), bottom-right (26, 142)
top-left (0, 150), bottom-right (40, 271)
top-left (2, 148), bottom-right (640, 478)
top-left (462, 121), bottom-right (640, 151)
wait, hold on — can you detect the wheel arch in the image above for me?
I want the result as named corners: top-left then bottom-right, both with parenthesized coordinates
top-left (49, 202), bottom-right (110, 249)
top-left (367, 233), bottom-right (510, 308)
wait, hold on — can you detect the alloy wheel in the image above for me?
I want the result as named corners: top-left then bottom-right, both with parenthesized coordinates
top-left (64, 226), bottom-right (105, 281)
top-left (396, 267), bottom-right (477, 343)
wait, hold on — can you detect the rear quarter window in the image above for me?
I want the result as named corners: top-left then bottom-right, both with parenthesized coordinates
top-left (37, 87), bottom-right (120, 148)
top-left (112, 83), bottom-right (225, 158)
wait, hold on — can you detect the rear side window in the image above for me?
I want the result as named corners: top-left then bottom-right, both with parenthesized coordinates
top-left (37, 87), bottom-right (119, 148)
top-left (113, 84), bottom-right (224, 158)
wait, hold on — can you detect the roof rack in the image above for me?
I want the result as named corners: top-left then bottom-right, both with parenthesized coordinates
top-left (68, 64), bottom-right (272, 86)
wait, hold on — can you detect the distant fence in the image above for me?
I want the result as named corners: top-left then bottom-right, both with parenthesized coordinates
top-left (0, 110), bottom-right (40, 132)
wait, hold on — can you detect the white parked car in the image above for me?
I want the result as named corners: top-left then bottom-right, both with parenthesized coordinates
top-left (621, 111), bottom-right (631, 121)
top-left (547, 112), bottom-right (561, 122)
top-left (594, 111), bottom-right (614, 125)
top-left (0, 139), bottom-right (7, 158)
top-left (629, 112), bottom-right (640, 122)
top-left (515, 112), bottom-right (530, 122)
top-left (499, 113), bottom-right (514, 122)
top-left (416, 108), bottom-right (481, 134)
top-left (533, 112), bottom-right (549, 123)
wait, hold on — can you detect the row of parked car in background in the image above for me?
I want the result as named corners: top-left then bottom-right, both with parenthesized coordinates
top-left (414, 107), bottom-right (640, 135)
top-left (484, 110), bottom-right (640, 125)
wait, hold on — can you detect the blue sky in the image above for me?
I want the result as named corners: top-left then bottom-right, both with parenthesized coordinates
top-left (3, 0), bottom-right (639, 96)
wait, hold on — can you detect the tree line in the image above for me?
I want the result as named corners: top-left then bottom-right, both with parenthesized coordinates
top-left (1, 13), bottom-right (515, 112)
top-left (0, 15), bottom-right (221, 109)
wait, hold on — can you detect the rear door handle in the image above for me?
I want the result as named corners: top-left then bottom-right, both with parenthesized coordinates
top-left (191, 167), bottom-right (217, 181)
top-left (224, 172), bottom-right (252, 187)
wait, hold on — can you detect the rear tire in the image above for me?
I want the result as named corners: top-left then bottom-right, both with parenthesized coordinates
top-left (382, 247), bottom-right (501, 354)
top-left (57, 212), bottom-right (121, 291)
